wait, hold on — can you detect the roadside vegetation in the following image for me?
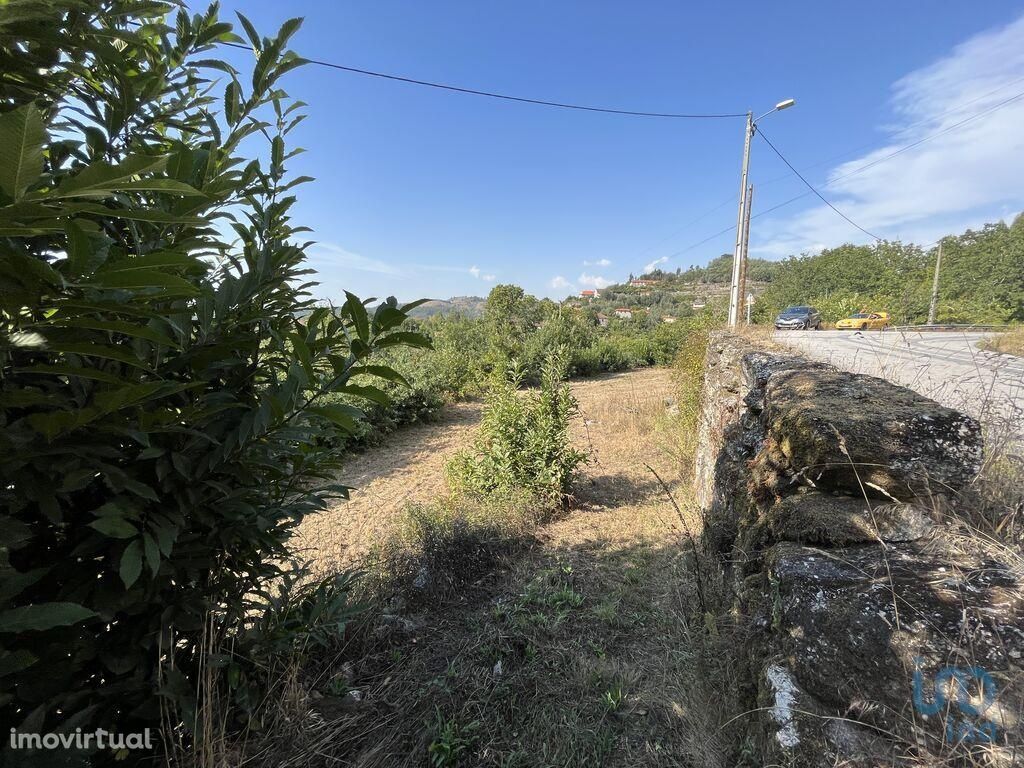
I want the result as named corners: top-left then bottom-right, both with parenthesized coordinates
top-left (326, 284), bottom-right (718, 452)
top-left (588, 223), bottom-right (1024, 327)
top-left (0, 3), bottom-right (429, 763)
top-left (981, 325), bottom-right (1024, 356)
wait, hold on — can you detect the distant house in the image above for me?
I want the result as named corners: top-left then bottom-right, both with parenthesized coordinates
top-left (630, 279), bottom-right (657, 287)
top-left (596, 313), bottom-right (609, 327)
top-left (614, 307), bottom-right (633, 319)
top-left (662, 315), bottom-right (677, 324)
top-left (579, 289), bottom-right (598, 300)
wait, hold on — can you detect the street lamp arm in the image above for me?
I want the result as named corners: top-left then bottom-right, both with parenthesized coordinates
top-left (754, 98), bottom-right (796, 124)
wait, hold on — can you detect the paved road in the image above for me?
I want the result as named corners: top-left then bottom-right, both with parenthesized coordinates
top-left (772, 329), bottom-right (1024, 450)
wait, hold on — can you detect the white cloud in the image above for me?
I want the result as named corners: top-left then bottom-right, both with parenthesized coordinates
top-left (643, 256), bottom-right (669, 273)
top-left (306, 243), bottom-right (401, 275)
top-left (550, 275), bottom-right (572, 290)
top-left (468, 265), bottom-right (496, 281)
top-left (755, 13), bottom-right (1024, 256)
top-left (578, 272), bottom-right (612, 289)
top-left (583, 258), bottom-right (611, 267)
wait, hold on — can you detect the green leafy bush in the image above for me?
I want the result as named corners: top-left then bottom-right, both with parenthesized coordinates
top-left (319, 313), bottom-right (490, 449)
top-left (447, 354), bottom-right (587, 506)
top-left (0, 1), bottom-right (424, 746)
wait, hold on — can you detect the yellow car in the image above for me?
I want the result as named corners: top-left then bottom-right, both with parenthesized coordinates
top-left (835, 311), bottom-right (890, 331)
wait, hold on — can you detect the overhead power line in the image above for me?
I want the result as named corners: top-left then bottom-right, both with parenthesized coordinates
top-left (222, 41), bottom-right (745, 119)
top-left (755, 75), bottom-right (1024, 190)
top-left (655, 88), bottom-right (1024, 263)
top-left (755, 127), bottom-right (882, 240)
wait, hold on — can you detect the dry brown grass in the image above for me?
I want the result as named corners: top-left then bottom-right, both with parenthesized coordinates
top-left (981, 327), bottom-right (1024, 357)
top-left (227, 367), bottom-right (740, 768)
top-left (293, 399), bottom-right (483, 572)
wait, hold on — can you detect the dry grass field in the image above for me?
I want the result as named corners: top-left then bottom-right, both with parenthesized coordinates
top-left (276, 367), bottom-right (734, 768)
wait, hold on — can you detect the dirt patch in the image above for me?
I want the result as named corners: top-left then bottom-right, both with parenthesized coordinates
top-left (294, 400), bottom-right (483, 570)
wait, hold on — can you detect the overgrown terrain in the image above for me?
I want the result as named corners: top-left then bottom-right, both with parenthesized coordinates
top-left (253, 365), bottom-right (739, 768)
top-left (2, 3), bottom-right (1021, 767)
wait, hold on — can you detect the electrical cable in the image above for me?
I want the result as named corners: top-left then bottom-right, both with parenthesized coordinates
top-left (221, 41), bottom-right (745, 119)
top-left (655, 89), bottom-right (1024, 261)
top-left (755, 127), bottom-right (882, 240)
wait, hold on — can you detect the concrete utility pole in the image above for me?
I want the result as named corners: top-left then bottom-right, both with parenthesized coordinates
top-left (727, 99), bottom-right (795, 328)
top-left (739, 183), bottom-right (754, 323)
top-left (927, 241), bottom-right (943, 325)
top-left (727, 113), bottom-right (753, 328)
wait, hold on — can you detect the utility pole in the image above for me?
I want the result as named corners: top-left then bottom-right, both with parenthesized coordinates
top-left (726, 99), bottom-right (795, 327)
top-left (739, 183), bottom-right (754, 323)
top-left (727, 112), bottom-right (753, 327)
top-left (927, 241), bottom-right (942, 325)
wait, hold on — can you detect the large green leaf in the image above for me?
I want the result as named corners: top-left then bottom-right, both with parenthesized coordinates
top-left (375, 331), bottom-right (432, 349)
top-left (83, 268), bottom-right (199, 293)
top-left (308, 404), bottom-right (364, 433)
top-left (0, 603), bottom-right (96, 633)
top-left (89, 517), bottom-right (137, 539)
top-left (56, 178), bottom-right (204, 199)
top-left (119, 540), bottom-right (143, 588)
top-left (343, 291), bottom-right (370, 342)
top-left (51, 154), bottom-right (168, 197)
top-left (0, 104), bottom-right (45, 200)
top-left (51, 317), bottom-right (180, 348)
top-left (351, 364), bottom-right (410, 388)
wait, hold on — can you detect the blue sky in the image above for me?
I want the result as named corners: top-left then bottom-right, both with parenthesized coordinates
top-left (212, 2), bottom-right (1024, 302)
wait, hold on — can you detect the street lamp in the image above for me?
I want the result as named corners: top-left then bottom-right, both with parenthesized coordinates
top-left (727, 98), bottom-right (796, 327)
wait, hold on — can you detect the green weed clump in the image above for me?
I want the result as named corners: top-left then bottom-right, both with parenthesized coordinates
top-left (670, 318), bottom-right (715, 479)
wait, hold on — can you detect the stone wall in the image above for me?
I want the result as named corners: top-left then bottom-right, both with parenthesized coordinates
top-left (694, 333), bottom-right (1023, 766)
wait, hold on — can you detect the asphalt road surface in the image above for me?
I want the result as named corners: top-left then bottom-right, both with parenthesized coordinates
top-left (772, 329), bottom-right (1024, 450)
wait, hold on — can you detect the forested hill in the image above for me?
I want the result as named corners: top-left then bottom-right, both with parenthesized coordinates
top-left (406, 296), bottom-right (486, 319)
top-left (568, 214), bottom-right (1023, 325)
top-left (754, 216), bottom-right (1024, 324)
top-left (669, 253), bottom-right (782, 285)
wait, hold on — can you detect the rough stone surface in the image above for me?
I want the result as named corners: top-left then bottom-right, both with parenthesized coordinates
top-left (738, 486), bottom-right (933, 555)
top-left (762, 542), bottom-right (1024, 760)
top-left (692, 334), bottom-right (1023, 766)
top-left (762, 367), bottom-right (984, 500)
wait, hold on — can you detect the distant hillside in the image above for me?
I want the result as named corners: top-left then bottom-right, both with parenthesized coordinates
top-left (648, 253), bottom-right (782, 284)
top-left (560, 253), bottom-right (777, 321)
top-left (407, 295), bottom-right (486, 319)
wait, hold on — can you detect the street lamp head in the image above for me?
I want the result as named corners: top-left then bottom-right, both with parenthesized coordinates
top-left (775, 98), bottom-right (796, 111)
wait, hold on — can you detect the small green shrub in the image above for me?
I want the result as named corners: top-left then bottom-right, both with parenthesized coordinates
top-left (428, 709), bottom-right (480, 767)
top-left (447, 353), bottom-right (587, 506)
